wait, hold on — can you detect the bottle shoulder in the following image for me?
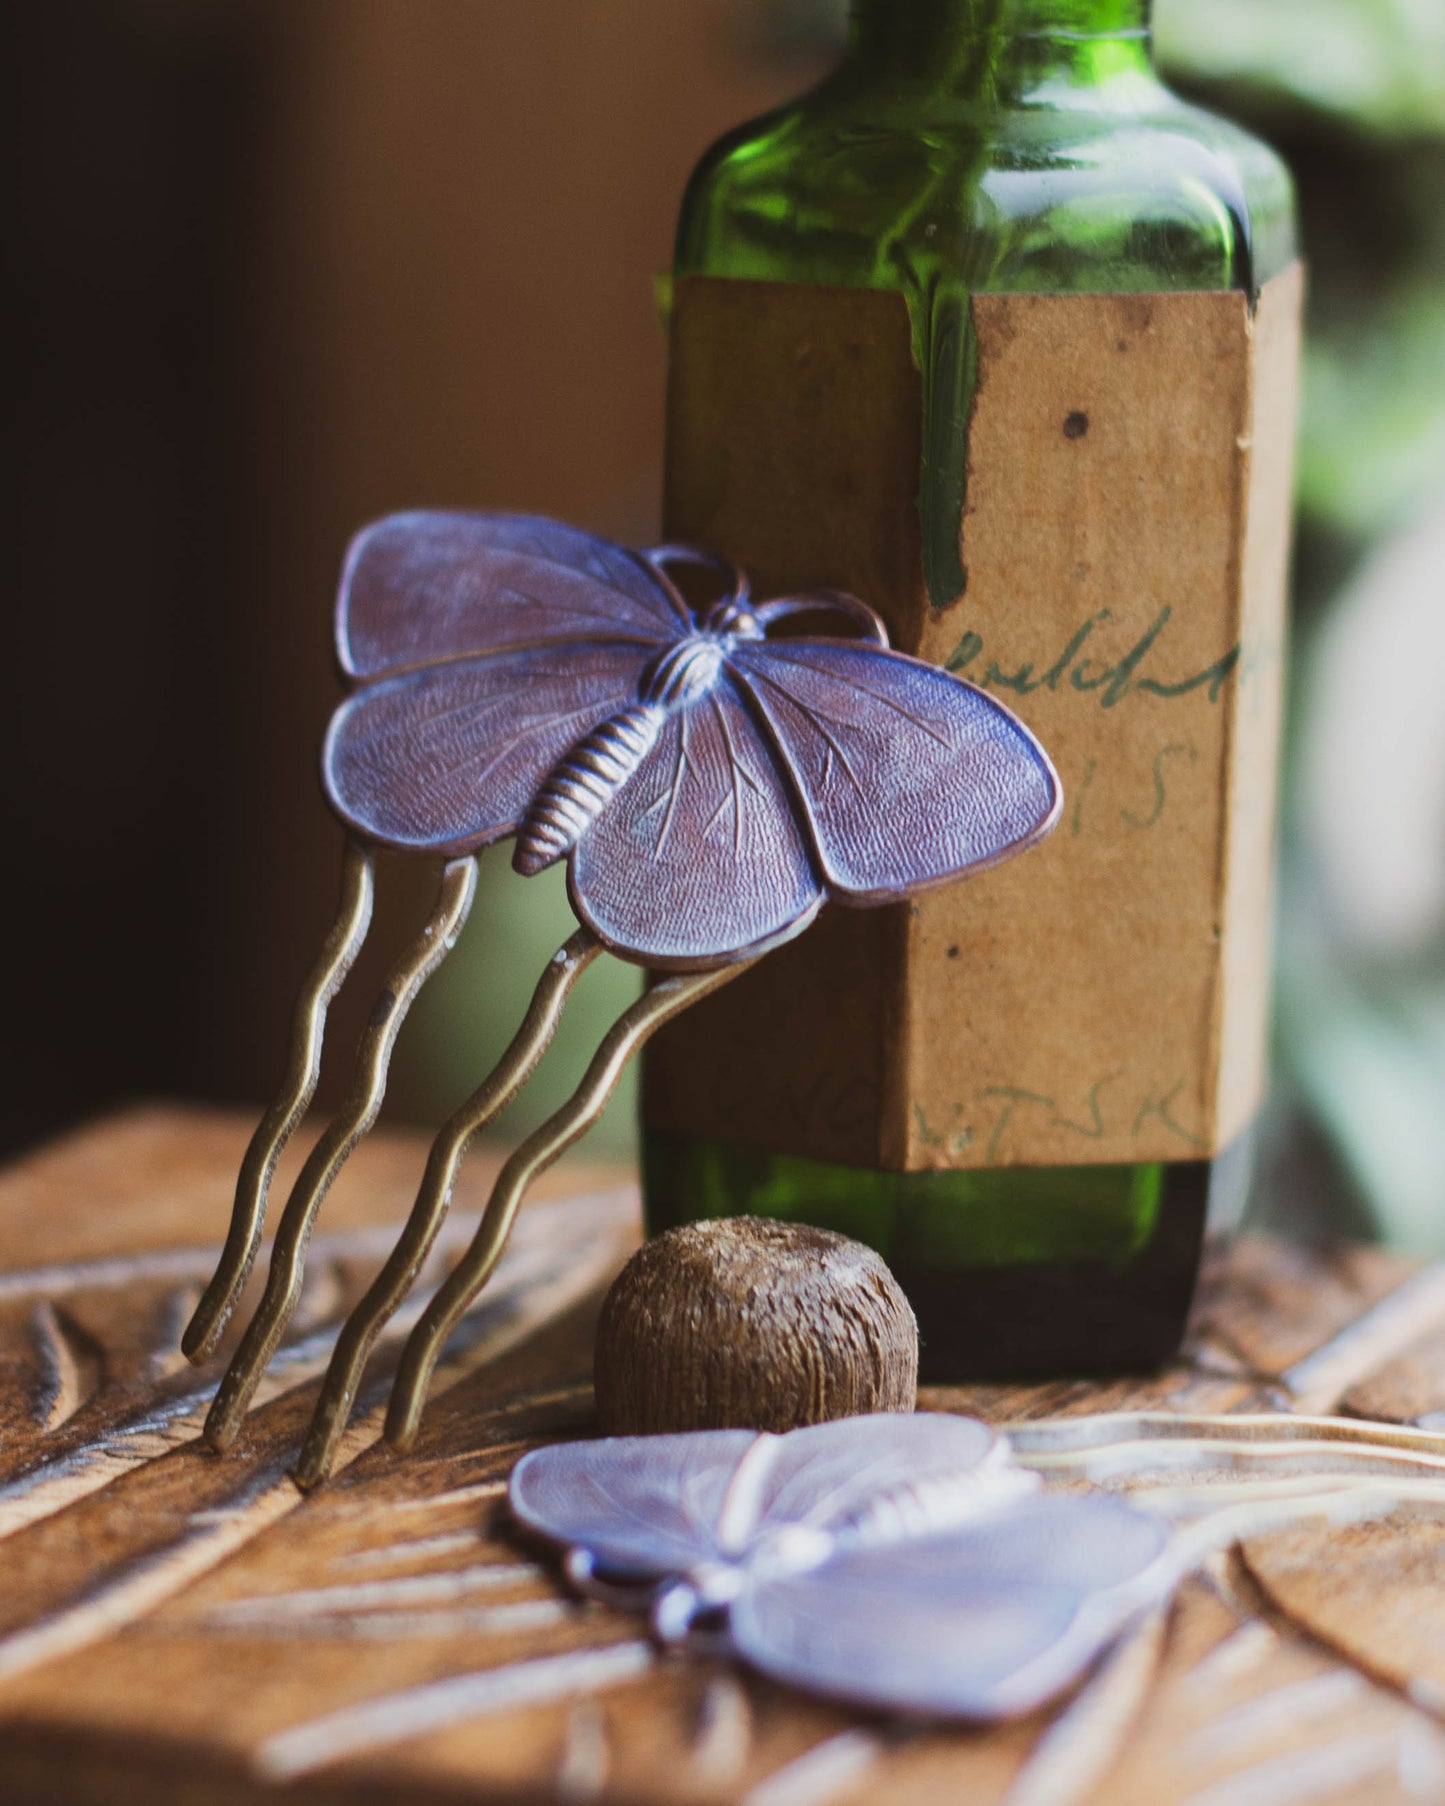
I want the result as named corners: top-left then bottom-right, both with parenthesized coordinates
top-left (676, 82), bottom-right (1296, 293)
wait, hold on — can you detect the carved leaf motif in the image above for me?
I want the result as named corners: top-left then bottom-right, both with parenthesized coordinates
top-left (6, 1114), bottom-right (1445, 1803)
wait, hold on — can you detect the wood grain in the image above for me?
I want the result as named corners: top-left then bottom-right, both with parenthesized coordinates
top-left (0, 1107), bottom-right (1442, 1805)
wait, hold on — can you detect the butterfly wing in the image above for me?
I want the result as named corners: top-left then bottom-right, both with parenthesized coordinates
top-left (513, 1417), bottom-right (1033, 1576)
top-left (509, 1429), bottom-right (760, 1581)
top-left (338, 510), bottom-right (687, 679)
top-left (729, 639), bottom-right (1060, 902)
top-left (731, 1494), bottom-right (1175, 1719)
top-left (567, 675), bottom-right (824, 967)
top-left (326, 511), bottom-right (692, 853)
top-left (323, 642), bottom-right (650, 855)
top-left (742, 1413), bottom-right (1035, 1547)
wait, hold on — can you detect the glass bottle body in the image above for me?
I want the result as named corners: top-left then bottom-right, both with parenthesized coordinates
top-left (643, 0), bottom-right (1296, 1377)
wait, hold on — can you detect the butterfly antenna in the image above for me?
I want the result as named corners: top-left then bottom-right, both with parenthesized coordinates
top-left (203, 855), bottom-right (478, 1450)
top-left (383, 958), bottom-right (755, 1453)
top-left (294, 927), bottom-right (604, 1488)
top-left (184, 843), bottom-right (375, 1363)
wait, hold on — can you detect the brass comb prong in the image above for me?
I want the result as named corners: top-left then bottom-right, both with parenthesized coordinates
top-left (293, 926), bottom-right (604, 1488)
top-left (183, 843), bottom-right (375, 1364)
top-left (383, 958), bottom-right (754, 1454)
top-left (203, 854), bottom-right (479, 1450)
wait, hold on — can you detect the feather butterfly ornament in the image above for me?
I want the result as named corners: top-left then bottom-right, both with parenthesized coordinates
top-left (182, 511), bottom-right (1060, 1483)
top-left (511, 1409), bottom-right (1445, 1723)
top-left (509, 1413), bottom-right (1181, 1719)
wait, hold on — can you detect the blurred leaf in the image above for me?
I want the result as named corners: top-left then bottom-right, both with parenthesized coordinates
top-left (1280, 955), bottom-right (1445, 1249)
top-left (1157, 0), bottom-right (1445, 138)
top-left (1299, 287), bottom-right (1445, 537)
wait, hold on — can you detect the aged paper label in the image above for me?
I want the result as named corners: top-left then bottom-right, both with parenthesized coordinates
top-left (645, 266), bottom-right (1303, 1169)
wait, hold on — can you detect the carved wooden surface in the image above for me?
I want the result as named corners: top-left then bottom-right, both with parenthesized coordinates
top-left (1, 1107), bottom-right (1444, 1805)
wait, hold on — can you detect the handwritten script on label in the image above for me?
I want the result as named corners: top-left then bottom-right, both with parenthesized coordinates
top-left (913, 1074), bottom-right (1207, 1164)
top-left (946, 607), bottom-right (1240, 710)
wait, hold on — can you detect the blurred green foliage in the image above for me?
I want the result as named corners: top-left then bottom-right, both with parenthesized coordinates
top-left (1155, 0), bottom-right (1445, 1244)
top-left (1157, 0), bottom-right (1445, 558)
top-left (1158, 0), bottom-right (1445, 136)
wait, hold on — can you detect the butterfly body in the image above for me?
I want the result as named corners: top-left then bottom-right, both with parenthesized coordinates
top-left (324, 510), bottom-right (1062, 969)
top-left (514, 605), bottom-right (768, 877)
top-left (641, 618), bottom-right (748, 705)
top-left (514, 703), bottom-right (666, 876)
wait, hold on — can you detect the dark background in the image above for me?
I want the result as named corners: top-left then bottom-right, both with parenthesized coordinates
top-left (9, 1), bottom-right (1445, 1241)
top-left (7, 1), bottom-right (821, 1158)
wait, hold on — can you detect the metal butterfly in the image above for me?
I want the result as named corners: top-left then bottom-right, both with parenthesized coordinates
top-left (184, 512), bottom-right (1060, 1485)
top-left (323, 509), bottom-right (1060, 967)
top-left (510, 1412), bottom-right (1178, 1720)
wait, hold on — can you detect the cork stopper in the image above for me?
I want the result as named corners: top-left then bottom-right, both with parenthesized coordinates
top-left (594, 1216), bottom-right (918, 1436)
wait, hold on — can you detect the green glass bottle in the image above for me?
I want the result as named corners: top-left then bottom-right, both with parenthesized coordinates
top-left (642, 0), bottom-right (1298, 1378)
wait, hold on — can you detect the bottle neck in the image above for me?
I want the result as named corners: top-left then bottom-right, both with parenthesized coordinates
top-left (845, 0), bottom-right (1154, 97)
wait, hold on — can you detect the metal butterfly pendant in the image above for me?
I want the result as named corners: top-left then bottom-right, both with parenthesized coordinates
top-left (185, 511), bottom-right (1060, 1485)
top-left (510, 1413), bottom-right (1178, 1720)
top-left (324, 511), bottom-right (1061, 967)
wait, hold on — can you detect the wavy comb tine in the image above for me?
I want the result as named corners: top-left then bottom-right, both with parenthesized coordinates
top-left (183, 844), bottom-right (375, 1363)
top-left (293, 927), bottom-right (604, 1488)
top-left (383, 959), bottom-right (753, 1454)
top-left (203, 855), bottom-right (479, 1450)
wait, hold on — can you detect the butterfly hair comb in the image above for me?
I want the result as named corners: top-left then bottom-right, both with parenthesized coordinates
top-left (183, 511), bottom-right (1061, 1484)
